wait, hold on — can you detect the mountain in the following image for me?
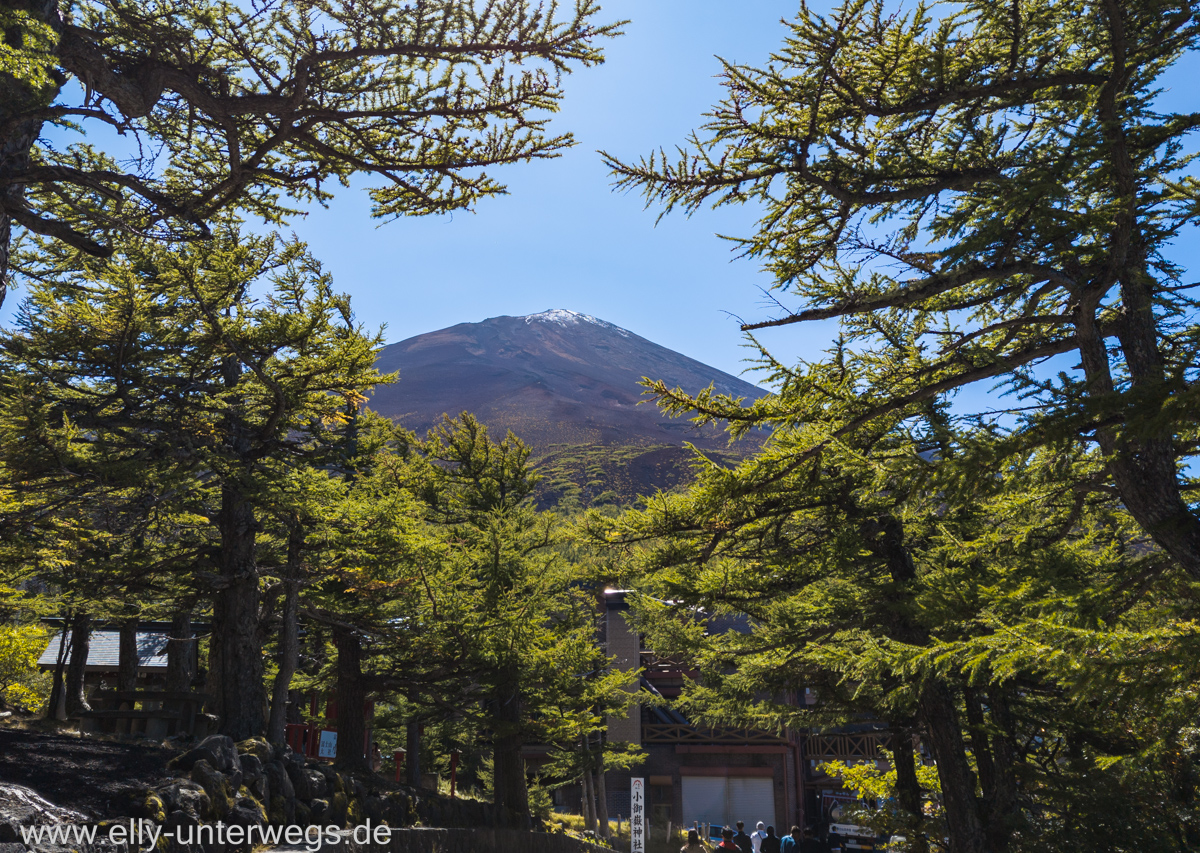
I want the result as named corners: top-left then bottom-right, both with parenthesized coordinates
top-left (369, 310), bottom-right (766, 506)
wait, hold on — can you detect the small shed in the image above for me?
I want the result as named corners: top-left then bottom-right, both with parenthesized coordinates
top-left (38, 630), bottom-right (170, 677)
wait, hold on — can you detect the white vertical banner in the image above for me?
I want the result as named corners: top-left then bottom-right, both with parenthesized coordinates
top-left (630, 778), bottom-right (645, 853)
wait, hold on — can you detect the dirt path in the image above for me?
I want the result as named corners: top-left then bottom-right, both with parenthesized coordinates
top-left (0, 729), bottom-right (175, 818)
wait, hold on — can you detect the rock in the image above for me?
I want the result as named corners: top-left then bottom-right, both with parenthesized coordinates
top-left (268, 795), bottom-right (287, 826)
top-left (308, 798), bottom-right (328, 824)
top-left (189, 760), bottom-right (231, 820)
top-left (166, 744), bottom-right (218, 774)
top-left (0, 784), bottom-right (91, 853)
top-left (327, 789), bottom-right (348, 827)
top-left (235, 737), bottom-right (272, 763)
top-left (228, 797), bottom-right (266, 828)
top-left (143, 792), bottom-right (166, 824)
top-left (292, 769), bottom-right (326, 800)
top-left (294, 799), bottom-right (311, 827)
top-left (155, 782), bottom-right (210, 822)
top-left (240, 754), bottom-right (263, 785)
top-left (363, 796), bottom-right (385, 826)
top-left (265, 761), bottom-right (293, 800)
top-left (240, 755), bottom-right (267, 800)
top-left (264, 760), bottom-right (293, 821)
top-left (163, 808), bottom-right (198, 832)
top-left (195, 735), bottom-right (241, 775)
top-left (284, 761), bottom-right (315, 799)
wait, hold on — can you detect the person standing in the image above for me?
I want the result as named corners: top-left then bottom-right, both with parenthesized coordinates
top-left (779, 826), bottom-right (802, 853)
top-left (800, 828), bottom-right (825, 853)
top-left (752, 821), bottom-right (768, 853)
top-left (734, 821), bottom-right (753, 853)
top-left (717, 827), bottom-right (741, 851)
top-left (681, 829), bottom-right (707, 852)
top-left (760, 826), bottom-right (782, 853)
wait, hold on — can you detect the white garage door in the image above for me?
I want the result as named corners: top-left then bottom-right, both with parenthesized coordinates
top-left (682, 775), bottom-right (775, 831)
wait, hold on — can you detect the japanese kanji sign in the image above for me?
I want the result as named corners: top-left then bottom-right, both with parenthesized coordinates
top-left (631, 777), bottom-right (645, 853)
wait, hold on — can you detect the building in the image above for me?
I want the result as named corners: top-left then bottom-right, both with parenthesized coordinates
top-left (600, 590), bottom-right (891, 835)
top-left (37, 626), bottom-right (171, 687)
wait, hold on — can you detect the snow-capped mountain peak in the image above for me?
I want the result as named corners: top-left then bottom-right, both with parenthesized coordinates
top-left (521, 309), bottom-right (630, 337)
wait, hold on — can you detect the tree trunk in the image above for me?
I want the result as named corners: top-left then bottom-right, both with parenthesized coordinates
top-left (268, 524), bottom-right (303, 747)
top-left (46, 617), bottom-right (71, 720)
top-left (118, 619), bottom-right (139, 693)
top-left (890, 725), bottom-right (927, 853)
top-left (919, 681), bottom-right (987, 853)
top-left (209, 480), bottom-right (265, 739)
top-left (166, 611), bottom-right (194, 692)
top-left (333, 627), bottom-right (368, 771)
top-left (406, 716), bottom-right (422, 787)
top-left (982, 688), bottom-right (1020, 851)
top-left (595, 739), bottom-right (609, 838)
top-left (580, 738), bottom-right (596, 833)
top-left (65, 613), bottom-right (92, 717)
top-left (492, 689), bottom-right (530, 826)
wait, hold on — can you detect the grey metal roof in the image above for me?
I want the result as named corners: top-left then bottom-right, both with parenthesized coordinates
top-left (37, 630), bottom-right (170, 670)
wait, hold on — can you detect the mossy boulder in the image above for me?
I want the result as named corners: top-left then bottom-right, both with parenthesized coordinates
top-left (143, 792), bottom-right (166, 824)
top-left (236, 737), bottom-right (272, 763)
top-left (268, 795), bottom-right (287, 826)
top-left (190, 759), bottom-right (232, 819)
top-left (328, 791), bottom-right (349, 828)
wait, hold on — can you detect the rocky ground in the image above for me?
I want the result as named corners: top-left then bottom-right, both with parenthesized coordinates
top-left (0, 728), bottom-right (175, 818)
top-left (0, 727), bottom-right (515, 853)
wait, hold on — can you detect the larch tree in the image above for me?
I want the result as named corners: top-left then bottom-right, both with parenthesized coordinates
top-left (0, 0), bottom-right (622, 301)
top-left (316, 415), bottom-right (635, 819)
top-left (604, 0), bottom-right (1200, 578)
top-left (0, 226), bottom-right (385, 738)
top-left (598, 2), bottom-right (1200, 851)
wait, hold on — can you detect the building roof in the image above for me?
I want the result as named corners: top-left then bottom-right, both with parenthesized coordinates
top-left (37, 630), bottom-right (170, 670)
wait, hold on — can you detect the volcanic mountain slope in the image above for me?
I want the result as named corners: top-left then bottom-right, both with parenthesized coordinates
top-left (370, 310), bottom-right (766, 506)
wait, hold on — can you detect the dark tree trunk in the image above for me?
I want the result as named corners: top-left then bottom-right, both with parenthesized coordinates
top-left (117, 619), bottom-right (139, 693)
top-left (209, 480), bottom-right (265, 739)
top-left (268, 524), bottom-right (303, 747)
top-left (891, 725), bottom-right (928, 853)
top-left (406, 716), bottom-right (422, 787)
top-left (580, 734), bottom-right (596, 833)
top-left (65, 613), bottom-right (92, 717)
top-left (166, 611), bottom-right (195, 692)
top-left (595, 735), bottom-right (609, 838)
top-left (333, 627), bottom-right (368, 771)
top-left (46, 617), bottom-right (71, 720)
top-left (919, 680), bottom-right (987, 853)
top-left (982, 688), bottom-right (1020, 850)
top-left (491, 689), bottom-right (530, 826)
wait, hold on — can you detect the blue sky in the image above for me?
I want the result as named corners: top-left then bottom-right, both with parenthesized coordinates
top-left (282, 1), bottom-right (824, 384)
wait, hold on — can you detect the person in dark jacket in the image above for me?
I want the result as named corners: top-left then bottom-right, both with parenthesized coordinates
top-left (799, 828), bottom-right (825, 853)
top-left (734, 821), bottom-right (753, 853)
top-left (760, 826), bottom-right (782, 853)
